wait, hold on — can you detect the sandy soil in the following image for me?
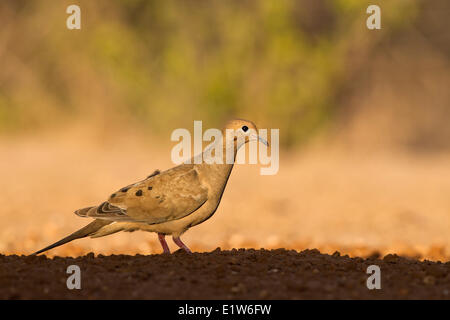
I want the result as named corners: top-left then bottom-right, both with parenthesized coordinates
top-left (2, 249), bottom-right (450, 299)
top-left (1, 129), bottom-right (450, 260)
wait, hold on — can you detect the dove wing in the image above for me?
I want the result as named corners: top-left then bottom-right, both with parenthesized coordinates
top-left (78, 165), bottom-right (209, 225)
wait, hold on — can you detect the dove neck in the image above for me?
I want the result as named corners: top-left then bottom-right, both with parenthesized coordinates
top-left (199, 138), bottom-right (242, 165)
top-left (184, 141), bottom-right (240, 198)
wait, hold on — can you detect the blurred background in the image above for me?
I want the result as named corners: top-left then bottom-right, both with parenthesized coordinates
top-left (1, 0), bottom-right (449, 259)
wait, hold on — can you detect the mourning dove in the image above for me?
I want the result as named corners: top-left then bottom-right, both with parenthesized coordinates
top-left (34, 119), bottom-right (268, 255)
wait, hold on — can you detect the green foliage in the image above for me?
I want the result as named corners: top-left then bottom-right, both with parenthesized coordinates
top-left (0, 0), bottom-right (418, 145)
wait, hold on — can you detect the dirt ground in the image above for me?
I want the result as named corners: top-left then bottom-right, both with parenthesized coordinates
top-left (1, 249), bottom-right (450, 300)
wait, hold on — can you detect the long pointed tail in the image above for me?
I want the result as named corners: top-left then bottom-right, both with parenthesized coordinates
top-left (33, 219), bottom-right (112, 255)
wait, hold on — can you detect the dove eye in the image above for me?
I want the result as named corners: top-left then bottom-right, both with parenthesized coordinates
top-left (242, 125), bottom-right (249, 132)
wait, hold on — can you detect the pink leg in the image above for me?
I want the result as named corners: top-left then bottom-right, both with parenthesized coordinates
top-left (173, 236), bottom-right (192, 253)
top-left (158, 233), bottom-right (170, 254)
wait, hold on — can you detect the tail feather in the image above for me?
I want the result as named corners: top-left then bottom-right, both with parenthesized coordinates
top-left (33, 219), bottom-right (112, 255)
top-left (74, 206), bottom-right (95, 217)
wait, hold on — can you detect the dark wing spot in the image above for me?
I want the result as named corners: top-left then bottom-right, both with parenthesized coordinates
top-left (120, 187), bottom-right (130, 193)
top-left (110, 193), bottom-right (116, 198)
top-left (135, 190), bottom-right (143, 196)
top-left (147, 170), bottom-right (161, 179)
top-left (148, 186), bottom-right (153, 190)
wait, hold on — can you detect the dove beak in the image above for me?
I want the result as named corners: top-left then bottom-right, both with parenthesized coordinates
top-left (259, 136), bottom-right (269, 146)
top-left (250, 133), bottom-right (269, 146)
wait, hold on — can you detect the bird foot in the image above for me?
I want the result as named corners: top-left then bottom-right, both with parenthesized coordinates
top-left (173, 236), bottom-right (192, 253)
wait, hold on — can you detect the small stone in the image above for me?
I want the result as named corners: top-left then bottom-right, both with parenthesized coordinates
top-left (259, 290), bottom-right (269, 298)
top-left (231, 283), bottom-right (246, 293)
top-left (423, 275), bottom-right (436, 285)
top-left (85, 252), bottom-right (95, 259)
top-left (332, 251), bottom-right (340, 257)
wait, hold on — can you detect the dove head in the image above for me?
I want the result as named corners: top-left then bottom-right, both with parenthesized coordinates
top-left (222, 119), bottom-right (269, 151)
